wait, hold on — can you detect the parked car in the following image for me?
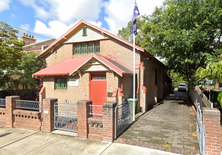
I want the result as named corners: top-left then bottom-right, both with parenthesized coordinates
top-left (178, 84), bottom-right (187, 91)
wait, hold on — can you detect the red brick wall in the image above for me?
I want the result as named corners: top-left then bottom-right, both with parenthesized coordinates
top-left (13, 110), bottom-right (41, 130)
top-left (203, 107), bottom-right (221, 155)
top-left (0, 108), bottom-right (6, 127)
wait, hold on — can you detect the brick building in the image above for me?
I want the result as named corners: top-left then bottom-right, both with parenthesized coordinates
top-left (33, 20), bottom-right (171, 113)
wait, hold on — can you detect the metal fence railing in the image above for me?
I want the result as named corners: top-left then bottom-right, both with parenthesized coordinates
top-left (115, 99), bottom-right (131, 139)
top-left (89, 105), bottom-right (103, 117)
top-left (0, 98), bottom-right (5, 108)
top-left (15, 100), bottom-right (42, 111)
top-left (195, 86), bottom-right (212, 108)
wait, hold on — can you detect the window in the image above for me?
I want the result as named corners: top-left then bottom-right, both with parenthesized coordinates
top-left (82, 27), bottom-right (87, 36)
top-left (73, 41), bottom-right (100, 55)
top-left (92, 74), bottom-right (106, 80)
top-left (88, 42), bottom-right (94, 53)
top-left (81, 43), bottom-right (87, 54)
top-left (155, 69), bottom-right (157, 85)
top-left (95, 41), bottom-right (100, 53)
top-left (55, 78), bottom-right (67, 90)
top-left (74, 44), bottom-right (81, 55)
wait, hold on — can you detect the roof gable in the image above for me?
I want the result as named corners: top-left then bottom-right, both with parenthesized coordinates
top-left (32, 54), bottom-right (133, 77)
top-left (64, 26), bottom-right (109, 43)
top-left (36, 20), bottom-right (144, 58)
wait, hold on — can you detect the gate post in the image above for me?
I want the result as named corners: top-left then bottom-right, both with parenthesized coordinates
top-left (77, 100), bottom-right (91, 138)
top-left (41, 98), bottom-right (58, 132)
top-left (5, 96), bottom-right (20, 128)
top-left (102, 102), bottom-right (117, 142)
top-left (202, 107), bottom-right (221, 155)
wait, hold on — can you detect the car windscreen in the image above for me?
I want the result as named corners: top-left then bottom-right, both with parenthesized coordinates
top-left (179, 84), bottom-right (185, 86)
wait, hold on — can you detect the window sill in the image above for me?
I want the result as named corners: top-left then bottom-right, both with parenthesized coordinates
top-left (54, 90), bottom-right (68, 92)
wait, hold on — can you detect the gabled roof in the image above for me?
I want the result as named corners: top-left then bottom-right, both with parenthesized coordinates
top-left (36, 20), bottom-right (144, 58)
top-left (32, 54), bottom-right (133, 77)
top-left (23, 38), bottom-right (56, 52)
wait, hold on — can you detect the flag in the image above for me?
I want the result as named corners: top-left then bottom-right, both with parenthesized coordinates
top-left (132, 0), bottom-right (140, 35)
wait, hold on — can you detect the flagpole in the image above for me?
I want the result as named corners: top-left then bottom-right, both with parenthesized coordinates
top-left (133, 32), bottom-right (135, 121)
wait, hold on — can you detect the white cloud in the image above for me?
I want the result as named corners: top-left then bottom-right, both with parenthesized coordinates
top-left (20, 24), bottom-right (30, 31)
top-left (33, 20), bottom-right (103, 39)
top-left (18, 0), bottom-right (103, 24)
top-left (0, 0), bottom-right (11, 12)
top-left (103, 0), bottom-right (165, 34)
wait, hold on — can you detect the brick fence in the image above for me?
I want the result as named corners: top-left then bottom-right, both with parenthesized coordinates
top-left (0, 96), bottom-right (117, 142)
top-left (189, 87), bottom-right (221, 155)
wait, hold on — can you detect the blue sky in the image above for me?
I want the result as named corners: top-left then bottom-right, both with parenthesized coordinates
top-left (0, 0), bottom-right (165, 42)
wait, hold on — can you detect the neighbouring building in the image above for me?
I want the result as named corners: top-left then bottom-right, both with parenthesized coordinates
top-left (33, 20), bottom-right (171, 113)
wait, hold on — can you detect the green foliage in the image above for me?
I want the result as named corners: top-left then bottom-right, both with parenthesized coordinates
top-left (0, 22), bottom-right (24, 69)
top-left (195, 60), bottom-right (222, 85)
top-left (170, 70), bottom-right (184, 87)
top-left (0, 51), bottom-right (43, 95)
top-left (217, 92), bottom-right (222, 109)
top-left (118, 15), bottom-right (148, 47)
top-left (141, 0), bottom-right (222, 84)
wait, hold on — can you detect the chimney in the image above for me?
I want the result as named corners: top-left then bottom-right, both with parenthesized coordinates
top-left (21, 33), bottom-right (36, 45)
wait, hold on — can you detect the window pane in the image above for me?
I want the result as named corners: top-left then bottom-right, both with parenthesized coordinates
top-left (94, 41), bottom-right (100, 53)
top-left (88, 42), bottom-right (93, 53)
top-left (58, 79), bottom-right (62, 87)
top-left (81, 43), bottom-right (87, 54)
top-left (63, 78), bottom-right (67, 88)
top-left (92, 74), bottom-right (106, 80)
top-left (74, 44), bottom-right (80, 54)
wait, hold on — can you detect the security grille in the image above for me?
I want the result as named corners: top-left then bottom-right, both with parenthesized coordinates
top-left (54, 102), bottom-right (78, 133)
top-left (115, 99), bottom-right (131, 139)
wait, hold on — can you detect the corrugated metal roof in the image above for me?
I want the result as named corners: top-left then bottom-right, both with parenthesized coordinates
top-left (32, 54), bottom-right (132, 77)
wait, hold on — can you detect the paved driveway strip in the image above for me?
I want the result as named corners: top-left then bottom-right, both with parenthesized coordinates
top-left (115, 92), bottom-right (200, 155)
top-left (0, 127), bottom-right (179, 155)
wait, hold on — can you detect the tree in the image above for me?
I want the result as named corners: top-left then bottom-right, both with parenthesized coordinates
top-left (0, 22), bottom-right (24, 69)
top-left (118, 15), bottom-right (148, 47)
top-left (141, 0), bottom-right (222, 84)
top-left (0, 51), bottom-right (43, 96)
top-left (195, 60), bottom-right (222, 89)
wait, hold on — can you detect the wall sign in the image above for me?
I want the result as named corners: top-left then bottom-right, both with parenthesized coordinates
top-left (44, 109), bottom-right (48, 114)
top-left (69, 78), bottom-right (79, 87)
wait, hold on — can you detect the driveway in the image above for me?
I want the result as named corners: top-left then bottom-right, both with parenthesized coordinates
top-left (114, 91), bottom-right (200, 155)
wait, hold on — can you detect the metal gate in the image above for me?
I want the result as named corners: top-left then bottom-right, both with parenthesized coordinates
top-left (115, 99), bottom-right (131, 139)
top-left (54, 102), bottom-right (78, 133)
top-left (197, 103), bottom-right (205, 155)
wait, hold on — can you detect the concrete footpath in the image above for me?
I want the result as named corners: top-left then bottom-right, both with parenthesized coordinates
top-left (0, 127), bottom-right (179, 155)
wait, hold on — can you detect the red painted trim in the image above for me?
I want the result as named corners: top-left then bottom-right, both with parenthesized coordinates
top-left (153, 84), bottom-right (158, 90)
top-left (112, 87), bottom-right (118, 97)
top-left (54, 90), bottom-right (68, 92)
top-left (142, 86), bottom-right (148, 94)
top-left (39, 86), bottom-right (45, 94)
top-left (160, 83), bottom-right (163, 88)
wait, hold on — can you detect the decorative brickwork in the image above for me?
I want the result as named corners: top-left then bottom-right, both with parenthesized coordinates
top-left (13, 110), bottom-right (41, 130)
top-left (203, 107), bottom-right (221, 155)
top-left (0, 108), bottom-right (6, 127)
top-left (42, 98), bottom-right (58, 132)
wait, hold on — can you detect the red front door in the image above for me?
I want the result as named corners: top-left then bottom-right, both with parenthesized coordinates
top-left (90, 72), bottom-right (107, 106)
